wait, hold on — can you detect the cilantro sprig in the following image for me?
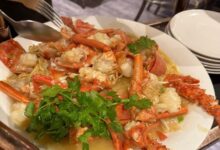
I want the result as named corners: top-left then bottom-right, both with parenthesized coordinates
top-left (128, 36), bottom-right (156, 54)
top-left (25, 77), bottom-right (152, 150)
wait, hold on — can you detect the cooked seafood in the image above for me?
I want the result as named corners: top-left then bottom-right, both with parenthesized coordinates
top-left (0, 17), bottom-right (219, 150)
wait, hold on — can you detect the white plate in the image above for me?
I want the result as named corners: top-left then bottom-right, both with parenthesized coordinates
top-left (194, 52), bottom-right (220, 63)
top-left (165, 23), bottom-right (220, 64)
top-left (205, 68), bottom-right (220, 74)
top-left (200, 61), bottom-right (220, 68)
top-left (170, 9), bottom-right (220, 59)
top-left (0, 16), bottom-right (215, 150)
top-left (203, 64), bottom-right (220, 71)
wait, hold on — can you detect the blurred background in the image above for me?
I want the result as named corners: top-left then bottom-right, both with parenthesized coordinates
top-left (1, 0), bottom-right (219, 23)
top-left (1, 0), bottom-right (219, 37)
top-left (52, 0), bottom-right (219, 22)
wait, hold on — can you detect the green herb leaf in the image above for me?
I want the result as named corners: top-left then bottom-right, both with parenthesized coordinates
top-left (78, 130), bottom-right (92, 143)
top-left (107, 106), bottom-right (117, 121)
top-left (160, 87), bottom-right (165, 94)
top-left (25, 78), bottom-right (153, 150)
top-left (128, 36), bottom-right (156, 54)
top-left (82, 142), bottom-right (89, 150)
top-left (68, 76), bottom-right (80, 91)
top-left (107, 91), bottom-right (121, 103)
top-left (124, 95), bottom-right (152, 109)
top-left (42, 85), bottom-right (63, 97)
top-left (110, 121), bottom-right (123, 133)
top-left (24, 102), bottom-right (35, 118)
top-left (177, 116), bottom-right (184, 123)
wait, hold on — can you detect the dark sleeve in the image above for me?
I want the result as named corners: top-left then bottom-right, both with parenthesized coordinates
top-left (0, 0), bottom-right (52, 37)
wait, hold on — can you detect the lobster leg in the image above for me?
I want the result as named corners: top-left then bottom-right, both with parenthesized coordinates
top-left (165, 74), bottom-right (220, 127)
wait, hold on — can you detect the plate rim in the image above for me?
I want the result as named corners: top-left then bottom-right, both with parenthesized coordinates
top-left (0, 16), bottom-right (216, 150)
top-left (169, 9), bottom-right (220, 60)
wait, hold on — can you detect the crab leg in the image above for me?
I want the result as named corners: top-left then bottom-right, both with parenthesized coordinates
top-left (71, 34), bottom-right (111, 51)
top-left (32, 74), bottom-right (54, 86)
top-left (129, 54), bottom-right (144, 96)
top-left (0, 81), bottom-right (29, 103)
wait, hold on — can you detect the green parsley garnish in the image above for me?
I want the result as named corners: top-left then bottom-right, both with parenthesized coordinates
top-left (24, 102), bottom-right (35, 118)
top-left (128, 36), bottom-right (156, 54)
top-left (25, 77), bottom-right (152, 150)
top-left (123, 95), bottom-right (152, 109)
top-left (177, 116), bottom-right (184, 123)
top-left (160, 87), bottom-right (165, 94)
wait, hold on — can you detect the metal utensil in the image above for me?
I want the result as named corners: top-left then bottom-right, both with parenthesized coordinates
top-left (10, 0), bottom-right (64, 28)
top-left (0, 121), bottom-right (39, 150)
top-left (0, 9), bottom-right (61, 42)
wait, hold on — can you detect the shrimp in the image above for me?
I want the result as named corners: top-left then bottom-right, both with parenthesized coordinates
top-left (115, 51), bottom-right (133, 78)
top-left (106, 29), bottom-right (132, 45)
top-left (61, 16), bottom-right (75, 31)
top-left (0, 39), bottom-right (40, 74)
top-left (73, 19), bottom-right (95, 34)
top-left (93, 51), bottom-right (118, 74)
top-left (88, 32), bottom-right (122, 49)
top-left (165, 74), bottom-right (220, 126)
top-left (72, 34), bottom-right (111, 51)
top-left (79, 50), bottom-right (119, 90)
top-left (124, 122), bottom-right (168, 150)
top-left (61, 17), bottom-right (95, 34)
top-left (55, 45), bottom-right (96, 69)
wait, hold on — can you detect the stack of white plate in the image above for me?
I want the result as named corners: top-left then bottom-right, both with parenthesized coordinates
top-left (165, 9), bottom-right (220, 74)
